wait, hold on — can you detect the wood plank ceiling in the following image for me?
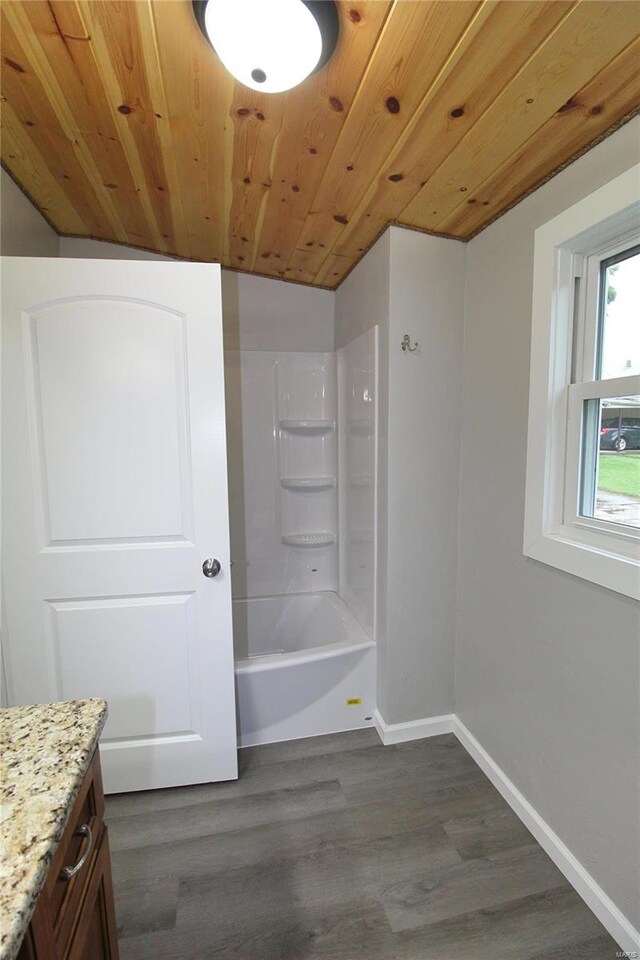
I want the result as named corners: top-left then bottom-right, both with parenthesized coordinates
top-left (2, 0), bottom-right (639, 288)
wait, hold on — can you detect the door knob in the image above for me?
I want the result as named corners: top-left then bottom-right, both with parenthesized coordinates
top-left (202, 558), bottom-right (221, 578)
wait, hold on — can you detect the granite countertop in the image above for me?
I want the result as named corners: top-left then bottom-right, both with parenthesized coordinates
top-left (0, 699), bottom-right (108, 960)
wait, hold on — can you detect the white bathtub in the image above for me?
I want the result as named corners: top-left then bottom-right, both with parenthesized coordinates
top-left (234, 591), bottom-right (376, 747)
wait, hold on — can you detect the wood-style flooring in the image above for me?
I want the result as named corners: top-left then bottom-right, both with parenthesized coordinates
top-left (105, 730), bottom-right (619, 960)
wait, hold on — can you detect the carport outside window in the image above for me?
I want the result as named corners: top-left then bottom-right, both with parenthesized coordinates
top-left (580, 394), bottom-right (640, 529)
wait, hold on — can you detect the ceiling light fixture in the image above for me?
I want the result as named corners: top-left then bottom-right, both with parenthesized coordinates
top-left (193, 0), bottom-right (339, 94)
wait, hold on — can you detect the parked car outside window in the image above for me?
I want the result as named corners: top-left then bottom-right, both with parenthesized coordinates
top-left (600, 417), bottom-right (640, 451)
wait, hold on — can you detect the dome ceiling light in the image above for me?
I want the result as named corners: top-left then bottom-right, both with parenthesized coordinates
top-left (192, 0), bottom-right (339, 94)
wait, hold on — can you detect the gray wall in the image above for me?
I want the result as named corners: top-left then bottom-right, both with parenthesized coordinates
top-left (59, 236), bottom-right (168, 261)
top-left (335, 230), bottom-right (390, 351)
top-left (0, 170), bottom-right (59, 257)
top-left (384, 227), bottom-right (464, 723)
top-left (221, 270), bottom-right (334, 353)
top-left (457, 117), bottom-right (640, 928)
top-left (336, 226), bottom-right (466, 725)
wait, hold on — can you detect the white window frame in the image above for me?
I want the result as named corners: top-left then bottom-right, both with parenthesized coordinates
top-left (524, 165), bottom-right (640, 600)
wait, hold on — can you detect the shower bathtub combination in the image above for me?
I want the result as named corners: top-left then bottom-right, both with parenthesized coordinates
top-left (234, 592), bottom-right (376, 747)
top-left (226, 334), bottom-right (378, 748)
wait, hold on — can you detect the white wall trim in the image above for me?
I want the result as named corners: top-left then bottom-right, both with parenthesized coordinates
top-left (523, 165), bottom-right (640, 600)
top-left (453, 717), bottom-right (640, 954)
top-left (373, 709), bottom-right (454, 745)
top-left (374, 710), bottom-right (638, 950)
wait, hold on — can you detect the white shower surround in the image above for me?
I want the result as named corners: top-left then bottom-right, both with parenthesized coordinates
top-left (234, 592), bottom-right (375, 747)
top-left (225, 349), bottom-right (338, 599)
top-left (225, 335), bottom-right (379, 747)
top-left (338, 327), bottom-right (378, 635)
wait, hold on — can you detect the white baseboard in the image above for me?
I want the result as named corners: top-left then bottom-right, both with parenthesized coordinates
top-left (373, 709), bottom-right (454, 745)
top-left (453, 717), bottom-right (640, 955)
top-left (373, 708), bottom-right (638, 951)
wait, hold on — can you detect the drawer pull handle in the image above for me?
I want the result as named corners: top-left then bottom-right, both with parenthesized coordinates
top-left (60, 824), bottom-right (93, 880)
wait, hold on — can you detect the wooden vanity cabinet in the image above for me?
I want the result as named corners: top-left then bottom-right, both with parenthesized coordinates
top-left (17, 749), bottom-right (119, 960)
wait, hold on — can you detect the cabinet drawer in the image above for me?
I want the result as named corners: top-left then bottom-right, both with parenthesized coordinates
top-left (16, 746), bottom-right (118, 960)
top-left (66, 826), bottom-right (119, 960)
top-left (45, 751), bottom-right (105, 955)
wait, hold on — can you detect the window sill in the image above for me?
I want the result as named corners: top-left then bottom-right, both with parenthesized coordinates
top-left (525, 530), bottom-right (640, 600)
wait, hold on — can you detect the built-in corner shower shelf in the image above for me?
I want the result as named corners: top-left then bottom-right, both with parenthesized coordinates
top-left (279, 419), bottom-right (335, 433)
top-left (280, 477), bottom-right (336, 490)
top-left (282, 532), bottom-right (337, 547)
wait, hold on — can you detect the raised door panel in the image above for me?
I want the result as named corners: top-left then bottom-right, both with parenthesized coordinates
top-left (27, 298), bottom-right (192, 545)
top-left (47, 594), bottom-right (196, 740)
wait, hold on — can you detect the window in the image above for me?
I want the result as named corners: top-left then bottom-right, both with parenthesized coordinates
top-left (566, 244), bottom-right (640, 535)
top-left (524, 166), bottom-right (640, 600)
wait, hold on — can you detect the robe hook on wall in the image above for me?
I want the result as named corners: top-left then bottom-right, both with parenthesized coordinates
top-left (401, 334), bottom-right (419, 353)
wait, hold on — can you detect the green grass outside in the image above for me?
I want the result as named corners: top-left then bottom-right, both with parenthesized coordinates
top-left (598, 452), bottom-right (640, 499)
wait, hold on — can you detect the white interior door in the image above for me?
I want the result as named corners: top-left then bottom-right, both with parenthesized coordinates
top-left (1, 257), bottom-right (237, 793)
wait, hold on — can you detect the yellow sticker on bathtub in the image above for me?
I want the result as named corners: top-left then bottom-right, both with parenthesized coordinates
top-left (346, 698), bottom-right (362, 705)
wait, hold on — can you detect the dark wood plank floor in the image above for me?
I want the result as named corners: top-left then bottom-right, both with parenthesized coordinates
top-left (105, 730), bottom-right (619, 960)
